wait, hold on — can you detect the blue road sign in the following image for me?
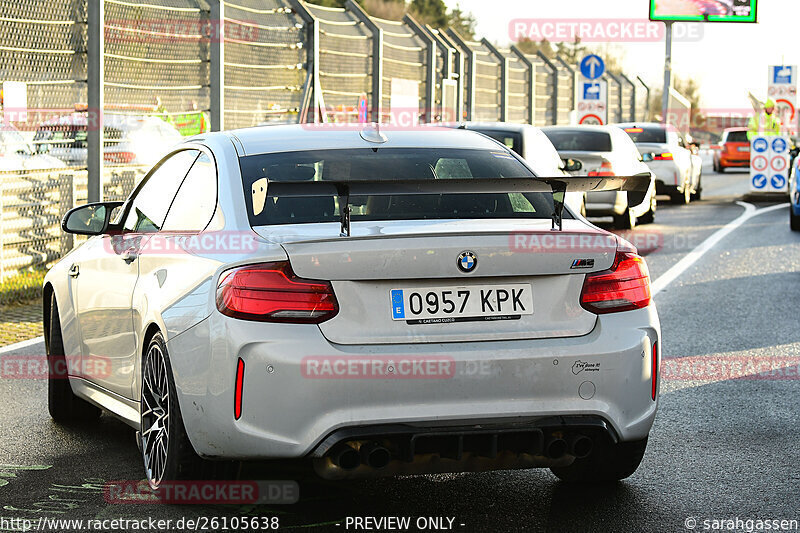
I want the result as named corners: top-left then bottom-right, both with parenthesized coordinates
top-left (752, 137), bottom-right (769, 153)
top-left (580, 55), bottom-right (605, 80)
top-left (583, 83), bottom-right (600, 100)
top-left (772, 174), bottom-right (787, 189)
top-left (772, 66), bottom-right (794, 85)
top-left (752, 174), bottom-right (768, 189)
top-left (772, 137), bottom-right (788, 153)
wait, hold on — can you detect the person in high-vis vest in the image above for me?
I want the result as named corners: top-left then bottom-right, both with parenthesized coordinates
top-left (747, 98), bottom-right (782, 140)
top-left (172, 101), bottom-right (209, 136)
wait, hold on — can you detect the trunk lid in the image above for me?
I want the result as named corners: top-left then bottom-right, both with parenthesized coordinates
top-left (254, 219), bottom-right (616, 345)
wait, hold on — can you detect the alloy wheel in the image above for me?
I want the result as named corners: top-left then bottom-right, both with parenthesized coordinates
top-left (140, 342), bottom-right (170, 488)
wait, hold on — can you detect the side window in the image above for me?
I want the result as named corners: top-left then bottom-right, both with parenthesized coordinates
top-left (123, 150), bottom-right (199, 232)
top-left (162, 153), bottom-right (217, 232)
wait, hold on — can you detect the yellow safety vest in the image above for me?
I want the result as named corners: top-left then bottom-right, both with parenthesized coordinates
top-left (747, 112), bottom-right (782, 140)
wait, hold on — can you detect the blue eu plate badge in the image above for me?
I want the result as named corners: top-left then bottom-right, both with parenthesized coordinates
top-left (391, 289), bottom-right (405, 319)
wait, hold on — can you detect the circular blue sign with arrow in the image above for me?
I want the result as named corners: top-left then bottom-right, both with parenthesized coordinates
top-left (752, 174), bottom-right (767, 189)
top-left (772, 174), bottom-right (787, 189)
top-left (580, 55), bottom-right (605, 80)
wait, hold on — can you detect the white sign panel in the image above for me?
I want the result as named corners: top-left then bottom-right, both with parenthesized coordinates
top-left (576, 76), bottom-right (607, 126)
top-left (750, 135), bottom-right (790, 193)
top-left (2, 81), bottom-right (27, 123)
top-left (389, 78), bottom-right (420, 127)
top-left (768, 65), bottom-right (797, 136)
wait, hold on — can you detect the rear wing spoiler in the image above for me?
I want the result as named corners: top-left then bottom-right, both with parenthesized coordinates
top-left (266, 173), bottom-right (652, 235)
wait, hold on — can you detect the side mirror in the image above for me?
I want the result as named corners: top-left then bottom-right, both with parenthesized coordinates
top-left (640, 153), bottom-right (655, 163)
top-left (62, 201), bottom-right (123, 235)
top-left (561, 158), bottom-right (583, 172)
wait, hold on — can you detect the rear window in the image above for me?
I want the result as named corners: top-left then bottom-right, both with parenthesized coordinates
top-left (619, 127), bottom-right (667, 144)
top-left (725, 130), bottom-right (748, 143)
top-left (542, 130), bottom-right (612, 152)
top-left (472, 129), bottom-right (522, 155)
top-left (238, 148), bottom-right (561, 226)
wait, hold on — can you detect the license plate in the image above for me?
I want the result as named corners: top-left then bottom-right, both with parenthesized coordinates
top-left (738, 146), bottom-right (750, 152)
top-left (390, 284), bottom-right (533, 324)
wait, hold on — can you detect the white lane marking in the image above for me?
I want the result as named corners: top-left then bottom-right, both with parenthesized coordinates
top-left (651, 202), bottom-right (788, 296)
top-left (0, 336), bottom-right (44, 354)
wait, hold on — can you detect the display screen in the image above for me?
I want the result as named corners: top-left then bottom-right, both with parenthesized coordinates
top-left (649, 0), bottom-right (757, 23)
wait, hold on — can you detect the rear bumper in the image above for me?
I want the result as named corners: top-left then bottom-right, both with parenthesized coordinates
top-left (168, 304), bottom-right (661, 461)
top-left (646, 161), bottom-right (681, 186)
top-left (719, 154), bottom-right (750, 167)
top-left (585, 191), bottom-right (627, 216)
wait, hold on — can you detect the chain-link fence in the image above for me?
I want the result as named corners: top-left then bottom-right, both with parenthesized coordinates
top-left (0, 0), bottom-right (656, 287)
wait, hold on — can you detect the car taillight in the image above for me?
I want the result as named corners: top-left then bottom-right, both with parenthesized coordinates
top-left (104, 151), bottom-right (136, 163)
top-left (216, 261), bottom-right (338, 323)
top-left (588, 161), bottom-right (615, 177)
top-left (580, 251), bottom-right (651, 314)
top-left (653, 152), bottom-right (673, 161)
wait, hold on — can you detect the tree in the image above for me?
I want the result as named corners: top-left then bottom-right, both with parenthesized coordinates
top-left (447, 4), bottom-right (476, 40)
top-left (408, 0), bottom-right (448, 28)
top-left (514, 38), bottom-right (554, 58)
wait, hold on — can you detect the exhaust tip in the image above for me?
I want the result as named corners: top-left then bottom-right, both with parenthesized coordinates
top-left (569, 435), bottom-right (593, 459)
top-left (545, 437), bottom-right (568, 459)
top-left (330, 444), bottom-right (361, 471)
top-left (360, 441), bottom-right (391, 469)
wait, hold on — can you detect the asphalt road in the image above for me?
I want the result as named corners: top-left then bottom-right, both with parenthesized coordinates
top-left (1, 158), bottom-right (798, 533)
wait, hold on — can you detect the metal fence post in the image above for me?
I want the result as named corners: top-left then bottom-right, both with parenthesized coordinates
top-left (404, 15), bottom-right (435, 123)
top-left (536, 51), bottom-right (557, 125)
top-left (346, 0), bottom-right (382, 123)
top-left (510, 46), bottom-right (534, 125)
top-left (288, 0), bottom-right (318, 123)
top-left (481, 39), bottom-right (508, 122)
top-left (619, 74), bottom-right (636, 122)
top-left (606, 72), bottom-right (623, 124)
top-left (435, 29), bottom-right (463, 121)
top-left (555, 56), bottom-right (576, 124)
top-left (87, 0), bottom-right (104, 203)
top-left (445, 30), bottom-right (474, 121)
top-left (637, 76), bottom-right (651, 121)
top-left (209, 1), bottom-right (224, 131)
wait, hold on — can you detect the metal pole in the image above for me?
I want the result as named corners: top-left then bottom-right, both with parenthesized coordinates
top-left (405, 15), bottom-right (435, 123)
top-left (510, 46), bottom-right (534, 125)
top-left (536, 51), bottom-right (558, 125)
top-left (87, 0), bottom-right (104, 203)
top-left (637, 76), bottom-right (650, 122)
top-left (481, 39), bottom-right (508, 122)
top-left (446, 29), bottom-right (475, 121)
top-left (346, 0), bottom-right (382, 123)
top-left (209, 1), bottom-right (224, 131)
top-left (662, 21), bottom-right (673, 124)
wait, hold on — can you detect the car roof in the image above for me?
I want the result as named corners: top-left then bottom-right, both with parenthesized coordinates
top-left (614, 122), bottom-right (680, 133)
top-left (723, 127), bottom-right (748, 132)
top-left (224, 123), bottom-right (506, 156)
top-left (452, 122), bottom-right (534, 133)
top-left (540, 125), bottom-right (615, 133)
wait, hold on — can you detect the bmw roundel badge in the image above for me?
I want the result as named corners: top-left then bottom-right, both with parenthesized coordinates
top-left (457, 251), bottom-right (478, 273)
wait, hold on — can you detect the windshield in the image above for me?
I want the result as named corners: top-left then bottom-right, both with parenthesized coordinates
top-left (238, 148), bottom-right (561, 226)
top-left (542, 130), bottom-right (612, 152)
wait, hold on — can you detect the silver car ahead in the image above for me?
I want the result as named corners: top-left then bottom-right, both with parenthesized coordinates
top-left (542, 125), bottom-right (658, 230)
top-left (44, 124), bottom-right (661, 488)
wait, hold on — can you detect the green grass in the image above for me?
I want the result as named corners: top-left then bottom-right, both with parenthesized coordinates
top-left (0, 268), bottom-right (46, 306)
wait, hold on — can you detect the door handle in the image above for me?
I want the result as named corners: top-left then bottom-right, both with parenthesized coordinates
top-left (68, 264), bottom-right (79, 277)
top-left (121, 249), bottom-right (139, 264)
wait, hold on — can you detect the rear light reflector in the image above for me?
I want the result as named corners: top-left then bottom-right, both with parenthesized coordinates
top-left (234, 358), bottom-right (244, 420)
top-left (653, 152), bottom-right (673, 161)
top-left (216, 261), bottom-right (338, 323)
top-left (588, 161), bottom-right (615, 177)
top-left (580, 251), bottom-right (651, 314)
top-left (651, 341), bottom-right (658, 401)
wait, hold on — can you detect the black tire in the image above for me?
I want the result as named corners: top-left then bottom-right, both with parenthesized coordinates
top-left (550, 437), bottom-right (648, 484)
top-left (612, 207), bottom-right (635, 230)
top-left (691, 175), bottom-right (702, 201)
top-left (712, 160), bottom-right (719, 173)
top-left (791, 207), bottom-right (800, 231)
top-left (47, 294), bottom-right (102, 423)
top-left (718, 165), bottom-right (726, 173)
top-left (140, 332), bottom-right (238, 490)
top-left (638, 194), bottom-right (657, 225)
